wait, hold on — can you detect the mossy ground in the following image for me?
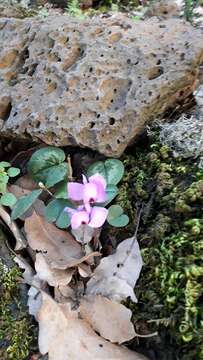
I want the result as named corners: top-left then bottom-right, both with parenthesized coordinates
top-left (114, 131), bottom-right (203, 360)
top-left (0, 253), bottom-right (37, 359)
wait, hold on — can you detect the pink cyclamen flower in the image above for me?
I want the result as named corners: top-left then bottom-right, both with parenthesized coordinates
top-left (68, 173), bottom-right (107, 210)
top-left (65, 205), bottom-right (108, 229)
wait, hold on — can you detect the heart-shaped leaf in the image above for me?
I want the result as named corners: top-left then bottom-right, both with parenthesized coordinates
top-left (87, 159), bottom-right (124, 185)
top-left (28, 147), bottom-right (68, 187)
top-left (0, 192), bottom-right (17, 207)
top-left (7, 167), bottom-right (20, 177)
top-left (100, 184), bottom-right (118, 206)
top-left (54, 181), bottom-right (68, 199)
top-left (45, 199), bottom-right (73, 229)
top-left (11, 189), bottom-right (42, 220)
top-left (107, 205), bottom-right (129, 227)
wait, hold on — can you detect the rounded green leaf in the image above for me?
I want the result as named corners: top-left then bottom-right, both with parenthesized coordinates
top-left (0, 192), bottom-right (17, 207)
top-left (0, 161), bottom-right (11, 168)
top-left (56, 211), bottom-right (71, 229)
top-left (7, 167), bottom-right (20, 177)
top-left (107, 205), bottom-right (123, 221)
top-left (108, 214), bottom-right (129, 227)
top-left (105, 159), bottom-right (124, 185)
top-left (54, 181), bottom-right (68, 199)
top-left (45, 198), bottom-right (73, 226)
top-left (87, 161), bottom-right (106, 181)
top-left (28, 147), bottom-right (67, 186)
top-left (102, 184), bottom-right (118, 206)
top-left (45, 164), bottom-right (67, 188)
top-left (11, 189), bottom-right (42, 220)
top-left (87, 159), bottom-right (124, 185)
top-left (107, 204), bottom-right (129, 228)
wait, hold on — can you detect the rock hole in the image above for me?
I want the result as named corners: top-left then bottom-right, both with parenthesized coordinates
top-left (109, 117), bottom-right (115, 125)
top-left (28, 63), bottom-right (38, 76)
top-left (117, 139), bottom-right (120, 144)
top-left (114, 88), bottom-right (117, 93)
top-left (105, 144), bottom-right (112, 152)
top-left (96, 114), bottom-right (100, 118)
top-left (148, 91), bottom-right (152, 96)
top-left (156, 59), bottom-right (161, 65)
top-left (96, 96), bottom-right (99, 101)
top-left (79, 113), bottom-right (82, 118)
top-left (180, 53), bottom-right (185, 61)
top-left (89, 122), bottom-right (95, 129)
top-left (127, 59), bottom-right (131, 64)
top-left (148, 66), bottom-right (164, 80)
top-left (35, 120), bottom-right (40, 128)
top-left (13, 112), bottom-right (18, 117)
top-left (1, 101), bottom-right (12, 121)
top-left (89, 67), bottom-right (93, 72)
top-left (110, 99), bottom-right (114, 103)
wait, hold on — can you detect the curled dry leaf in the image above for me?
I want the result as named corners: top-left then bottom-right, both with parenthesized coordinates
top-left (37, 292), bottom-right (147, 360)
top-left (80, 295), bottom-right (136, 344)
top-left (35, 253), bottom-right (75, 287)
top-left (28, 275), bottom-right (44, 319)
top-left (14, 255), bottom-right (35, 284)
top-left (24, 212), bottom-right (99, 269)
top-left (0, 205), bottom-right (27, 250)
top-left (86, 235), bottom-right (143, 303)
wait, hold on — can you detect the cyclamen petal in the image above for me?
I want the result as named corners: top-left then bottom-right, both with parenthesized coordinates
top-left (68, 182), bottom-right (84, 201)
top-left (89, 174), bottom-right (106, 189)
top-left (83, 182), bottom-right (98, 204)
top-left (89, 206), bottom-right (108, 228)
top-left (71, 210), bottom-right (89, 229)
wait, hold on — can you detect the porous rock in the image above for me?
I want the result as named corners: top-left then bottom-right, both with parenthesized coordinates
top-left (0, 15), bottom-right (203, 156)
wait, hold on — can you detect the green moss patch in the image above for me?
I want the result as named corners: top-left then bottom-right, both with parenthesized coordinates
top-left (116, 134), bottom-right (203, 360)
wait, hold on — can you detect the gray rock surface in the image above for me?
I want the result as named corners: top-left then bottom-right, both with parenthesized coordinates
top-left (0, 15), bottom-right (203, 156)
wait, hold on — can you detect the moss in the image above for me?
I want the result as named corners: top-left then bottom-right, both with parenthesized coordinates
top-left (0, 261), bottom-right (37, 359)
top-left (115, 133), bottom-right (203, 360)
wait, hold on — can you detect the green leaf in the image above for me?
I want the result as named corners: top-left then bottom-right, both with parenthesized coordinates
top-left (108, 214), bottom-right (129, 227)
top-left (0, 161), bottom-right (10, 168)
top-left (107, 204), bottom-right (129, 228)
top-left (7, 167), bottom-right (20, 177)
top-left (45, 199), bottom-right (73, 228)
top-left (11, 189), bottom-right (42, 220)
top-left (0, 192), bottom-right (17, 207)
top-left (87, 159), bottom-right (124, 185)
top-left (54, 181), bottom-right (68, 199)
top-left (45, 164), bottom-right (67, 188)
top-left (28, 147), bottom-right (67, 187)
top-left (105, 159), bottom-right (124, 185)
top-left (100, 184), bottom-right (118, 206)
top-left (56, 210), bottom-right (71, 229)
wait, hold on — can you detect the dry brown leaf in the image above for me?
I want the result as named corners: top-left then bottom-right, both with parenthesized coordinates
top-left (78, 263), bottom-right (92, 278)
top-left (14, 255), bottom-right (35, 284)
top-left (80, 295), bottom-right (136, 344)
top-left (15, 175), bottom-right (38, 191)
top-left (28, 275), bottom-right (44, 319)
top-left (24, 212), bottom-right (99, 269)
top-left (35, 253), bottom-right (75, 287)
top-left (86, 235), bottom-right (143, 303)
top-left (37, 292), bottom-right (147, 360)
top-left (9, 185), bottom-right (45, 219)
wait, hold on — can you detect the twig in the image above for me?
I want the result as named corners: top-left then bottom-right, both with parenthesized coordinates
top-left (0, 205), bottom-right (27, 250)
top-left (67, 155), bottom-right (73, 180)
